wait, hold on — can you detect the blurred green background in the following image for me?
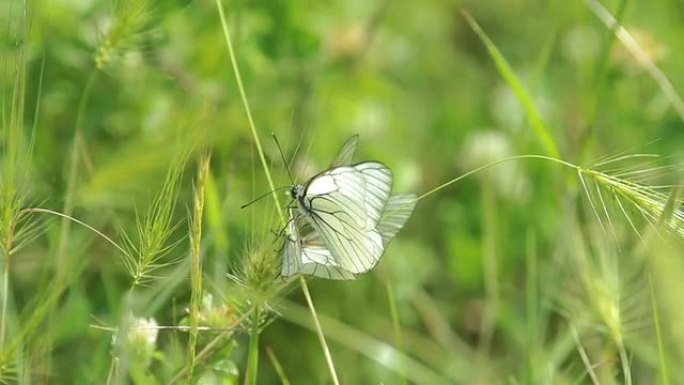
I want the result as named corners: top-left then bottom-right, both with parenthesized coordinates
top-left (3, 0), bottom-right (684, 383)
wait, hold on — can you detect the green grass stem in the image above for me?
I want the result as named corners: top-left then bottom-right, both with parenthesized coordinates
top-left (245, 305), bottom-right (261, 385)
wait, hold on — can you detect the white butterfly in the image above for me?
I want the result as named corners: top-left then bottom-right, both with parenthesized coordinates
top-left (281, 135), bottom-right (416, 279)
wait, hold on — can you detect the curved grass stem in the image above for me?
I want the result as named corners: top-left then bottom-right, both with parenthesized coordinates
top-left (19, 208), bottom-right (128, 257)
top-left (416, 154), bottom-right (579, 202)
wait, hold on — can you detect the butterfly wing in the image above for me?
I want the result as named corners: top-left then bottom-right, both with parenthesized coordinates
top-left (298, 245), bottom-right (356, 280)
top-left (329, 134), bottom-right (359, 168)
top-left (281, 209), bottom-right (302, 278)
top-left (295, 193), bottom-right (415, 278)
top-left (281, 210), bottom-right (355, 280)
top-left (378, 194), bottom-right (416, 246)
top-left (282, 136), bottom-right (413, 279)
top-left (300, 161), bottom-right (392, 274)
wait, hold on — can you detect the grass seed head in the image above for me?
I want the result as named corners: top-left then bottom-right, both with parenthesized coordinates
top-left (240, 242), bottom-right (279, 306)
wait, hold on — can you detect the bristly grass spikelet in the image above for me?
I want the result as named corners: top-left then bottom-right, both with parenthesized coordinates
top-left (94, 0), bottom-right (155, 70)
top-left (579, 153), bottom-right (684, 243)
top-left (229, 242), bottom-right (279, 385)
top-left (121, 151), bottom-right (187, 287)
top-left (235, 242), bottom-right (279, 307)
top-left (558, 215), bottom-right (646, 385)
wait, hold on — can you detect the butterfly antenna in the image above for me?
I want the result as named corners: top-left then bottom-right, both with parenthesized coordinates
top-left (240, 186), bottom-right (289, 209)
top-left (271, 133), bottom-right (296, 185)
top-left (289, 127), bottom-right (306, 172)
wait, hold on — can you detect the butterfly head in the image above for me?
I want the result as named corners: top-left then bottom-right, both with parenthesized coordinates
top-left (290, 184), bottom-right (303, 200)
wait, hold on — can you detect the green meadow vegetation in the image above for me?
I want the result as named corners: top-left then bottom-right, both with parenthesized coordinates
top-left (3, 0), bottom-right (684, 383)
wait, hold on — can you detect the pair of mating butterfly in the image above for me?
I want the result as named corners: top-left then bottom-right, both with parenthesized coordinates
top-left (279, 135), bottom-right (416, 280)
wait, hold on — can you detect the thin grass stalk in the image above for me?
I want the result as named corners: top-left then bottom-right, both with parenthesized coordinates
top-left (571, 325), bottom-right (600, 385)
top-left (585, 0), bottom-right (628, 128)
top-left (525, 230), bottom-right (538, 383)
top-left (479, 179), bottom-right (499, 354)
top-left (530, 26), bottom-right (556, 90)
top-left (410, 289), bottom-right (471, 362)
top-left (55, 131), bottom-right (84, 284)
top-left (280, 298), bottom-right (453, 385)
top-left (214, 2), bottom-right (341, 384)
top-left (0, 280), bottom-right (65, 368)
top-left (215, 0), bottom-right (283, 225)
top-left (20, 208), bottom-right (128, 255)
top-left (265, 347), bottom-right (291, 385)
top-left (0, 260), bottom-right (9, 352)
top-left (416, 155), bottom-right (578, 202)
top-left (27, 47), bottom-right (45, 164)
top-left (106, 357), bottom-right (119, 385)
top-left (168, 310), bottom-right (253, 385)
top-left (584, 0), bottom-right (684, 123)
top-left (187, 152), bottom-right (210, 383)
top-left (385, 279), bottom-right (407, 385)
top-left (618, 344), bottom-right (632, 385)
top-left (650, 276), bottom-right (670, 385)
top-left (57, 69), bottom-right (97, 228)
top-left (299, 277), bottom-right (340, 385)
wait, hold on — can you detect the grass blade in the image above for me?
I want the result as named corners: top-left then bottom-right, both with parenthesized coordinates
top-left (650, 276), bottom-right (670, 385)
top-left (461, 10), bottom-right (560, 158)
top-left (385, 279), bottom-right (407, 385)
